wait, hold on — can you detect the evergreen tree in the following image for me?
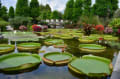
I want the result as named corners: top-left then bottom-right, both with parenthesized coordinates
top-left (73, 0), bottom-right (83, 22)
top-left (111, 0), bottom-right (118, 17)
top-left (8, 6), bottom-right (15, 18)
top-left (92, 0), bottom-right (118, 18)
top-left (83, 0), bottom-right (91, 16)
top-left (64, 0), bottom-right (74, 20)
top-left (39, 4), bottom-right (51, 19)
top-left (0, 0), bottom-right (2, 17)
top-left (1, 6), bottom-right (8, 21)
top-left (51, 10), bottom-right (62, 19)
top-left (30, 0), bottom-right (40, 18)
top-left (45, 4), bottom-right (51, 12)
top-left (16, 0), bottom-right (29, 16)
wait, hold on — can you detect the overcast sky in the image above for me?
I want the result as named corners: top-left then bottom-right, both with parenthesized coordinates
top-left (1, 0), bottom-right (120, 12)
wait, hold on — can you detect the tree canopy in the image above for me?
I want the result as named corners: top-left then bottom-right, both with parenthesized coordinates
top-left (8, 6), bottom-right (15, 18)
top-left (30, 0), bottom-right (40, 18)
top-left (16, 0), bottom-right (29, 16)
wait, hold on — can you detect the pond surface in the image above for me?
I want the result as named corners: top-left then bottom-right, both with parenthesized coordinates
top-left (0, 38), bottom-right (118, 79)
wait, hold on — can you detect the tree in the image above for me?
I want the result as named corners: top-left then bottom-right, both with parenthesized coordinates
top-left (0, 0), bottom-right (2, 17)
top-left (92, 0), bottom-right (118, 18)
top-left (1, 6), bottom-right (8, 21)
top-left (39, 4), bottom-right (51, 19)
top-left (16, 0), bottom-right (29, 16)
top-left (83, 0), bottom-right (91, 16)
top-left (30, 0), bottom-right (40, 18)
top-left (73, 0), bottom-right (83, 22)
top-left (8, 6), bottom-right (15, 18)
top-left (64, 0), bottom-right (74, 20)
top-left (45, 4), bottom-right (51, 12)
top-left (114, 9), bottom-right (120, 18)
top-left (51, 10), bottom-right (62, 19)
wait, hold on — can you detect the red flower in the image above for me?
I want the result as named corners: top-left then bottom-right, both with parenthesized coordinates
top-left (99, 37), bottom-right (103, 40)
top-left (95, 25), bottom-right (104, 31)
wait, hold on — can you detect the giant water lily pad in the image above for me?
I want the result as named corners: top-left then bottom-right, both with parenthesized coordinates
top-left (53, 43), bottom-right (67, 48)
top-left (79, 44), bottom-right (106, 53)
top-left (43, 52), bottom-right (72, 65)
top-left (44, 39), bottom-right (64, 45)
top-left (78, 36), bottom-right (98, 43)
top-left (68, 55), bottom-right (112, 77)
top-left (3, 32), bottom-right (39, 41)
top-left (17, 43), bottom-right (41, 52)
top-left (0, 44), bottom-right (15, 55)
top-left (57, 34), bottom-right (73, 39)
top-left (0, 53), bottom-right (42, 71)
top-left (103, 35), bottom-right (118, 41)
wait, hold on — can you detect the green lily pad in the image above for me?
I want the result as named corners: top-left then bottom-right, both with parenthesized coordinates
top-left (79, 44), bottom-right (106, 53)
top-left (18, 43), bottom-right (41, 47)
top-left (17, 43), bottom-right (41, 52)
top-left (43, 52), bottom-right (72, 65)
top-left (103, 35), bottom-right (118, 41)
top-left (79, 44), bottom-right (105, 50)
top-left (69, 55), bottom-right (112, 77)
top-left (44, 39), bottom-right (64, 45)
top-left (0, 53), bottom-right (42, 71)
top-left (0, 44), bottom-right (15, 55)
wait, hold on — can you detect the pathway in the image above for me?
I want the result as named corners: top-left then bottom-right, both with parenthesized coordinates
top-left (111, 51), bottom-right (120, 79)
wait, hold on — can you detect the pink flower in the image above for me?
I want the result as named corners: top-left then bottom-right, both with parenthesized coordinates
top-left (19, 25), bottom-right (27, 31)
top-left (104, 27), bottom-right (113, 34)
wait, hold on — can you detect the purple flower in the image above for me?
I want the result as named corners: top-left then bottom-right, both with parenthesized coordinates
top-left (104, 27), bottom-right (113, 34)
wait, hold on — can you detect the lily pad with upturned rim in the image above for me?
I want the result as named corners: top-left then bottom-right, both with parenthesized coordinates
top-left (79, 44), bottom-right (106, 53)
top-left (17, 43), bottom-right (41, 52)
top-left (44, 39), bottom-right (64, 45)
top-left (68, 55), bottom-right (112, 77)
top-left (0, 53), bottom-right (42, 71)
top-left (43, 52), bottom-right (72, 66)
top-left (0, 44), bottom-right (15, 55)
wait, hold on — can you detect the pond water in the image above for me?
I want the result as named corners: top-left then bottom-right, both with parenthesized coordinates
top-left (0, 38), bottom-right (118, 79)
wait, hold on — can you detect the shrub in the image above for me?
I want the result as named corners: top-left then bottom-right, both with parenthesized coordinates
top-left (9, 16), bottom-right (32, 29)
top-left (109, 18), bottom-right (120, 28)
top-left (32, 24), bottom-right (42, 32)
top-left (0, 20), bottom-right (9, 31)
top-left (0, 21), bottom-right (9, 27)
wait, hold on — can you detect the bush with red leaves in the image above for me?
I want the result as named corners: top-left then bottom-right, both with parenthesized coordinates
top-left (32, 24), bottom-right (42, 32)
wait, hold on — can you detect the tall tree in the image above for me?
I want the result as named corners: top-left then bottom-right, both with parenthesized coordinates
top-left (64, 0), bottom-right (74, 20)
top-left (51, 10), bottom-right (62, 19)
top-left (30, 0), bottom-right (40, 18)
top-left (8, 6), bottom-right (15, 18)
top-left (92, 0), bottom-right (118, 18)
top-left (73, 0), bottom-right (83, 22)
top-left (1, 6), bottom-right (8, 21)
top-left (39, 4), bottom-right (51, 19)
top-left (0, 0), bottom-right (2, 17)
top-left (16, 0), bottom-right (29, 16)
top-left (45, 4), bottom-right (51, 12)
top-left (111, 0), bottom-right (118, 17)
top-left (83, 0), bottom-right (91, 16)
